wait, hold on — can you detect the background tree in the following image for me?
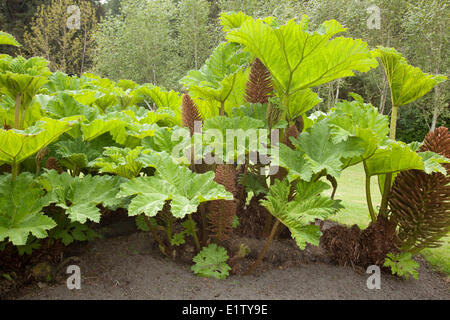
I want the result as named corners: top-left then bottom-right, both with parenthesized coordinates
top-left (93, 0), bottom-right (177, 88)
top-left (176, 0), bottom-right (216, 71)
top-left (402, 0), bottom-right (449, 132)
top-left (0, 0), bottom-right (51, 56)
top-left (23, 0), bottom-right (99, 75)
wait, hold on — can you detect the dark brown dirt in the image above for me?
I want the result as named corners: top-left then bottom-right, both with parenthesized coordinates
top-left (9, 231), bottom-right (449, 300)
top-left (2, 212), bottom-right (449, 300)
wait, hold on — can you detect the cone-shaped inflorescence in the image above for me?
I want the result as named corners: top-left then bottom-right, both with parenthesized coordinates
top-left (181, 94), bottom-right (202, 136)
top-left (389, 127), bottom-right (450, 252)
top-left (245, 58), bottom-right (273, 104)
top-left (208, 164), bottom-right (238, 241)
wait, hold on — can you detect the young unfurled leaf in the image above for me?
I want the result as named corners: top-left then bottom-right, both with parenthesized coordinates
top-left (0, 173), bottom-right (55, 246)
top-left (40, 170), bottom-right (124, 224)
top-left (191, 244), bottom-right (231, 280)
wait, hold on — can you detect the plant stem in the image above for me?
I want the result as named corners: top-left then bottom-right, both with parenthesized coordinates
top-left (239, 158), bottom-right (249, 205)
top-left (379, 105), bottom-right (398, 216)
top-left (11, 160), bottom-right (18, 182)
top-left (219, 101), bottom-right (225, 116)
top-left (14, 94), bottom-right (21, 129)
top-left (189, 215), bottom-right (201, 252)
top-left (363, 161), bottom-right (377, 222)
top-left (245, 219), bottom-right (280, 275)
top-left (143, 215), bottom-right (169, 258)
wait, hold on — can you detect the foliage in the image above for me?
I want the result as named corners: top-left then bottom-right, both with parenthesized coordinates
top-left (0, 173), bottom-right (55, 246)
top-left (0, 118), bottom-right (72, 165)
top-left (261, 179), bottom-right (342, 249)
top-left (384, 252), bottom-right (419, 280)
top-left (191, 243), bottom-right (231, 279)
top-left (373, 47), bottom-right (446, 108)
top-left (225, 12), bottom-right (378, 120)
top-left (117, 153), bottom-right (233, 218)
top-left (40, 170), bottom-right (124, 224)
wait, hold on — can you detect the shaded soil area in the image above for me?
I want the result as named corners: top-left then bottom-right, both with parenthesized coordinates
top-left (5, 228), bottom-right (450, 300)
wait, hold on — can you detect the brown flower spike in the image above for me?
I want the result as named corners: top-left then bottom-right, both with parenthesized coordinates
top-left (389, 127), bottom-right (450, 252)
top-left (245, 58), bottom-right (273, 104)
top-left (181, 94), bottom-right (202, 136)
top-left (208, 164), bottom-right (238, 241)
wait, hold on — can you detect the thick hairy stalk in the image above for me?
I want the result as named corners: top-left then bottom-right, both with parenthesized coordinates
top-left (143, 215), bottom-right (170, 258)
top-left (389, 127), bottom-right (450, 253)
top-left (363, 160), bottom-right (377, 222)
top-left (245, 220), bottom-right (280, 275)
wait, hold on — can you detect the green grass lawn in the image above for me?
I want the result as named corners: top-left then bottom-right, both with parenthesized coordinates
top-left (326, 164), bottom-right (450, 275)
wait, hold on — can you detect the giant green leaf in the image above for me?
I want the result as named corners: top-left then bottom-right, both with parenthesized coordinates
top-left (0, 118), bottom-right (72, 165)
top-left (226, 14), bottom-right (378, 119)
top-left (260, 179), bottom-right (342, 249)
top-left (40, 170), bottom-right (124, 224)
top-left (373, 47), bottom-right (447, 107)
top-left (0, 173), bottom-right (55, 246)
top-left (0, 31), bottom-right (20, 47)
top-left (281, 120), bottom-right (365, 179)
top-left (180, 42), bottom-right (250, 113)
top-left (365, 140), bottom-right (449, 177)
top-left (117, 153), bottom-right (233, 219)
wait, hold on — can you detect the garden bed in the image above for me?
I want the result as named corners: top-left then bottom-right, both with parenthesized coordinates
top-left (3, 217), bottom-right (449, 300)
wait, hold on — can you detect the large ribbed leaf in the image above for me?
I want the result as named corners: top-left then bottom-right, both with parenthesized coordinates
top-left (261, 179), bottom-right (342, 249)
top-left (117, 153), bottom-right (233, 219)
top-left (0, 118), bottom-right (72, 165)
top-left (365, 140), bottom-right (449, 177)
top-left (0, 173), bottom-right (55, 246)
top-left (226, 14), bottom-right (378, 119)
top-left (280, 120), bottom-right (365, 180)
top-left (180, 42), bottom-right (250, 113)
top-left (40, 170), bottom-right (124, 224)
top-left (374, 47), bottom-right (446, 107)
top-left (0, 31), bottom-right (20, 46)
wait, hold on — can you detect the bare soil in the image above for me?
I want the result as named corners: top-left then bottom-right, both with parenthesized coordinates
top-left (6, 227), bottom-right (449, 300)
